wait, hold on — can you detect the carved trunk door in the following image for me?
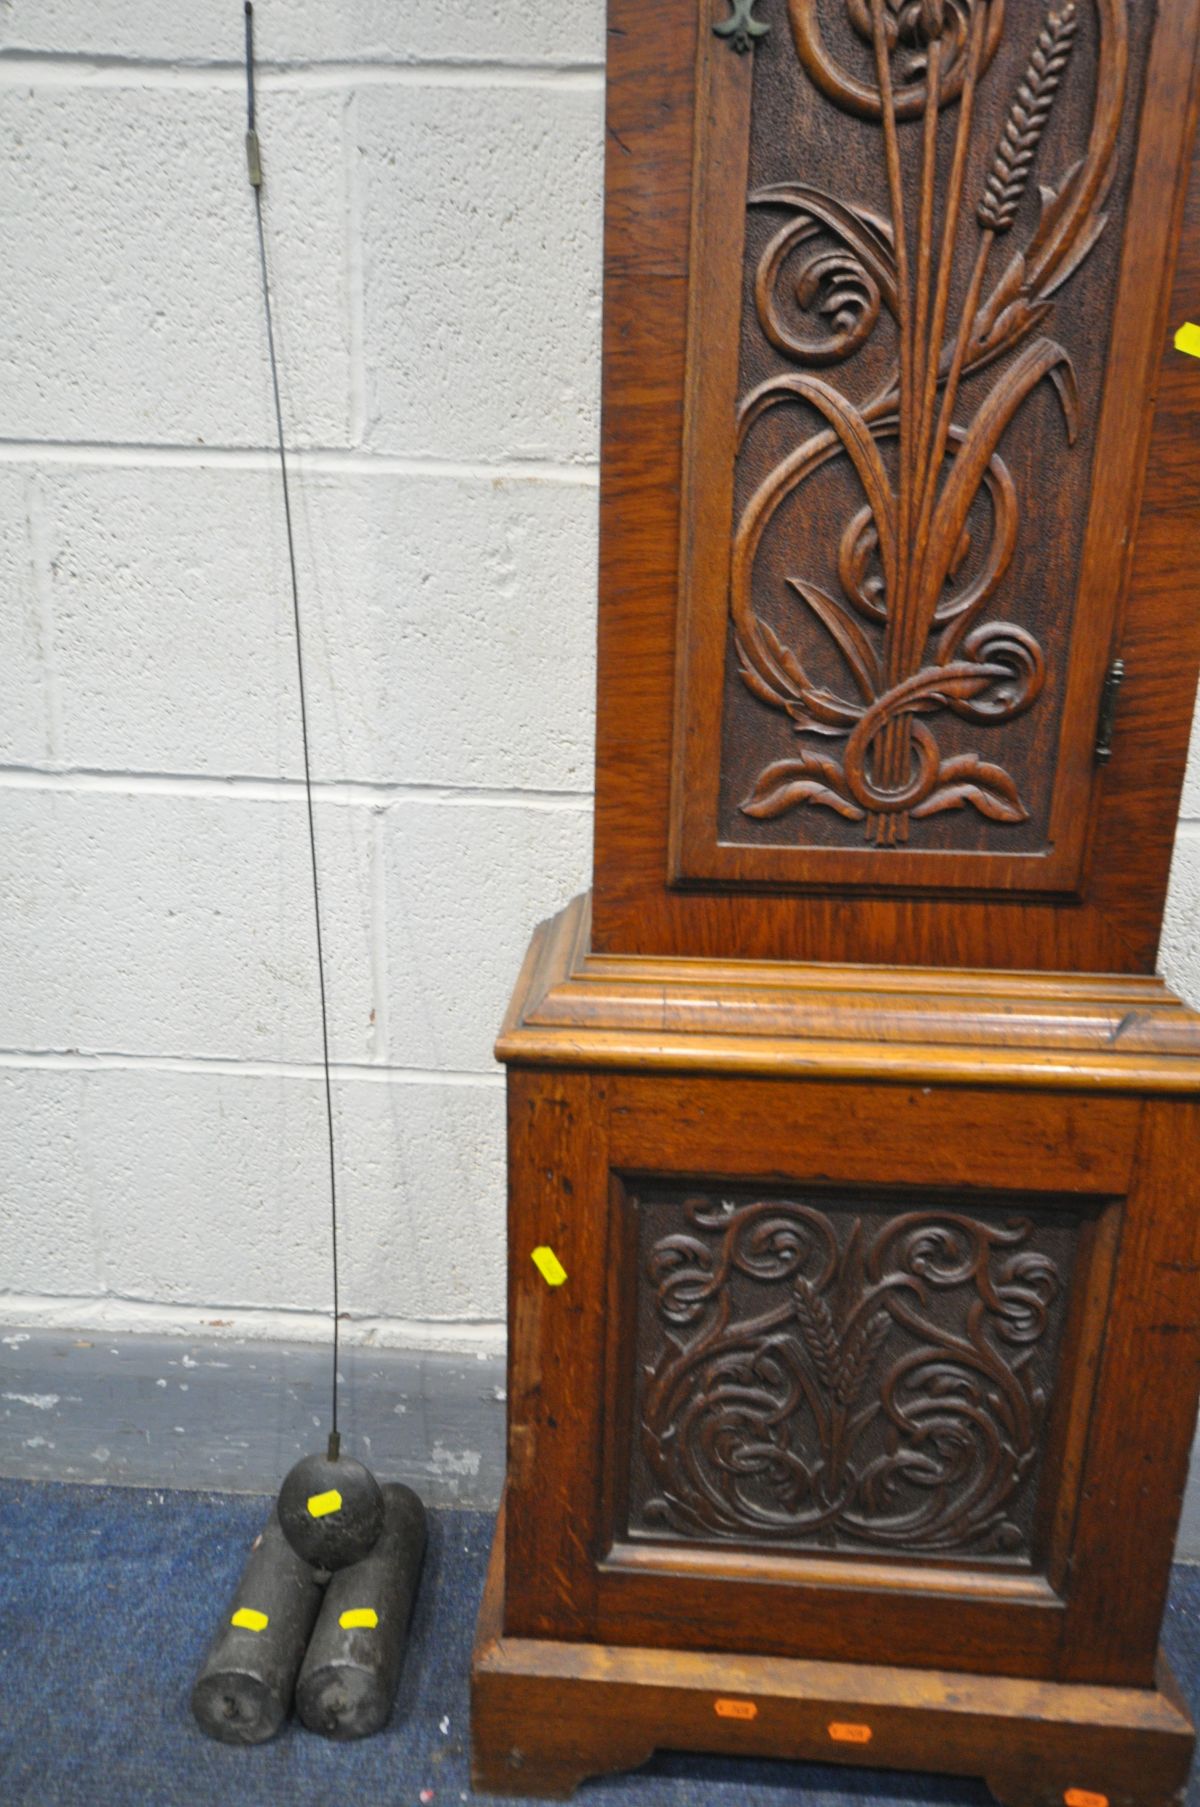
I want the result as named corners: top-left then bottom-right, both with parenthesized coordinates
top-left (666, 0), bottom-right (1186, 900)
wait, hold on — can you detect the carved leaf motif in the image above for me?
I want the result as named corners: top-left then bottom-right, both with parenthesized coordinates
top-left (1032, 156), bottom-right (1085, 260)
top-left (918, 337), bottom-right (1079, 630)
top-left (739, 372), bottom-right (898, 561)
top-left (741, 757), bottom-right (867, 822)
top-left (758, 618), bottom-right (814, 704)
top-left (750, 184), bottom-right (900, 364)
top-left (737, 645), bottom-right (794, 712)
top-left (969, 256), bottom-right (1054, 367)
top-left (909, 754), bottom-right (1029, 822)
top-left (789, 580), bottom-right (882, 700)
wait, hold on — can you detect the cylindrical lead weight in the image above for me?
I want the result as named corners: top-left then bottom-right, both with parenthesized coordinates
top-left (296, 1483), bottom-right (427, 1740)
top-left (191, 1508), bottom-right (324, 1744)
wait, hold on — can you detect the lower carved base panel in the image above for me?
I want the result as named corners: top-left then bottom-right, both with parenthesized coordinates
top-left (470, 1505), bottom-right (1194, 1806)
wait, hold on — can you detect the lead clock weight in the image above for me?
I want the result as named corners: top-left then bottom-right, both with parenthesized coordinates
top-left (296, 1483), bottom-right (428, 1740)
top-left (191, 1508), bottom-right (323, 1745)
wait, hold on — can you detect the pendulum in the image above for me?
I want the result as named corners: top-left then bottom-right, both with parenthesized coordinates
top-left (276, 1444), bottom-right (385, 1573)
top-left (191, 3), bottom-right (427, 1744)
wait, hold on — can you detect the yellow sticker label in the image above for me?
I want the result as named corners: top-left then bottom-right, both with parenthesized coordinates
top-left (1064, 1793), bottom-right (1108, 1807)
top-left (1174, 322), bottom-right (1200, 359)
top-left (307, 1489), bottom-right (343, 1519)
top-left (714, 1698), bottom-right (757, 1720)
top-left (231, 1608), bottom-right (269, 1633)
top-left (531, 1245), bottom-right (567, 1287)
top-left (829, 1722), bottom-right (873, 1745)
top-left (339, 1608), bottom-right (379, 1631)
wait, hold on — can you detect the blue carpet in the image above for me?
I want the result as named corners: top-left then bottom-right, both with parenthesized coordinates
top-left (0, 1479), bottom-right (1198, 1806)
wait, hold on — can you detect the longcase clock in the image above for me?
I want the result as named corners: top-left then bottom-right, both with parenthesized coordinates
top-left (471, 2), bottom-right (1200, 1802)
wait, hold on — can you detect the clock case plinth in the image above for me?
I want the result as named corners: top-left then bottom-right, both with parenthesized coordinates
top-left (470, 895), bottom-right (1200, 1803)
top-left (472, 1521), bottom-right (1193, 1807)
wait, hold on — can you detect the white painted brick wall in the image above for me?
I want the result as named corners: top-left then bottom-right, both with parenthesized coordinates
top-left (357, 83), bottom-right (604, 462)
top-left (28, 463), bottom-right (597, 787)
top-left (0, 4), bottom-right (603, 1355)
top-left (1, 85), bottom-right (352, 447)
top-left (0, 2), bottom-right (1198, 1397)
top-left (0, 1066), bottom-right (506, 1323)
top-left (0, 3), bottom-right (607, 66)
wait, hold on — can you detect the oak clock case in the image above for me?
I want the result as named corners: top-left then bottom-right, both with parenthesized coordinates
top-left (471, 2), bottom-right (1200, 1805)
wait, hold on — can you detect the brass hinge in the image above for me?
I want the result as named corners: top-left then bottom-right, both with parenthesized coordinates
top-left (1094, 658), bottom-right (1125, 762)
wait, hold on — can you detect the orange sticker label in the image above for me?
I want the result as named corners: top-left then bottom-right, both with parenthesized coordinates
top-left (1064, 1793), bottom-right (1108, 1807)
top-left (829, 1722), bottom-right (873, 1745)
top-left (714, 1698), bottom-right (758, 1720)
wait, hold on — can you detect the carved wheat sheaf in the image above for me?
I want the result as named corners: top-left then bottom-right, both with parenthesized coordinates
top-left (732, 0), bottom-right (1127, 845)
top-left (979, 5), bottom-right (1081, 233)
top-left (636, 1195), bottom-right (1066, 1556)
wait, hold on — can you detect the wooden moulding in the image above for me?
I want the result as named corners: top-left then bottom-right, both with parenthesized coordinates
top-left (498, 893), bottom-right (1200, 1093)
top-left (471, 1496), bottom-right (1194, 1807)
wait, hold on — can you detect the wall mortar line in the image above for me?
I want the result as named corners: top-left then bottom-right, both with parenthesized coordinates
top-left (0, 440), bottom-right (600, 483)
top-left (344, 88), bottom-right (369, 448)
top-left (369, 809), bottom-right (391, 1068)
top-left (23, 472), bottom-right (63, 765)
top-left (0, 1049), bottom-right (503, 1085)
top-left (0, 764), bottom-right (594, 809)
top-left (0, 54), bottom-right (606, 92)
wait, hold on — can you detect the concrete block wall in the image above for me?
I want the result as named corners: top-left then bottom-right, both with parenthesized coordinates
top-left (1, 2), bottom-right (1199, 1375)
top-left (0, 3), bottom-right (604, 1356)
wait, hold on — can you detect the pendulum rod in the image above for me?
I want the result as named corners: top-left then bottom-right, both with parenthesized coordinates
top-left (242, 0), bottom-right (342, 1460)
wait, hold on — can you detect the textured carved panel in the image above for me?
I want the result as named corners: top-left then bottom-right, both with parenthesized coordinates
top-left (717, 0), bottom-right (1151, 853)
top-left (625, 1184), bottom-right (1080, 1561)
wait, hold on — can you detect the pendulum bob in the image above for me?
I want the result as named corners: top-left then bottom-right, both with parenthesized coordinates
top-left (191, 1508), bottom-right (323, 1744)
top-left (296, 1483), bottom-right (428, 1740)
top-left (277, 1445), bottom-right (385, 1572)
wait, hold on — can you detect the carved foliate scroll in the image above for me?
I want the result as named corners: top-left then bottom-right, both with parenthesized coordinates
top-left (625, 1185), bottom-right (1078, 1561)
top-left (674, 0), bottom-right (1153, 884)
